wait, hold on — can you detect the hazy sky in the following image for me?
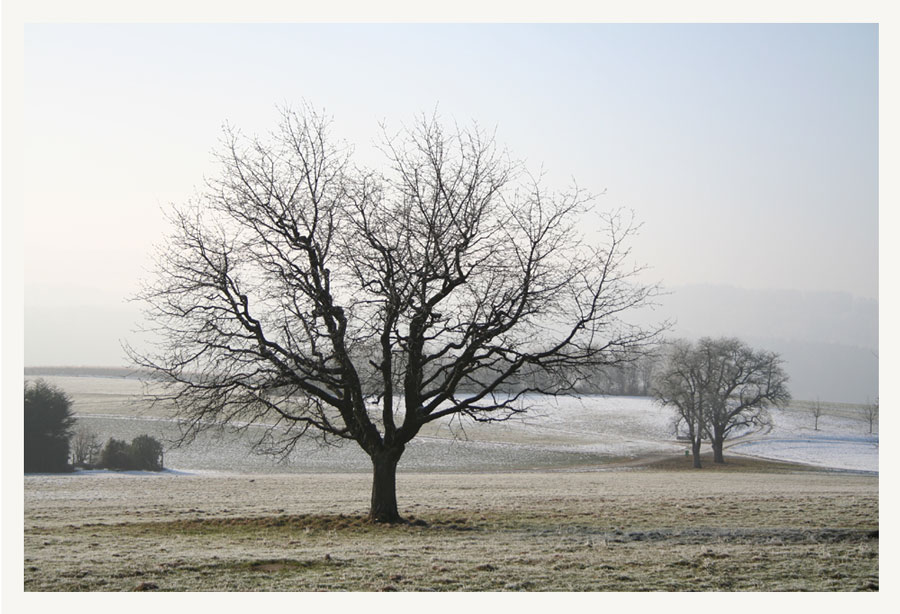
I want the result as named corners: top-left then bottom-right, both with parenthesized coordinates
top-left (21, 23), bottom-right (878, 366)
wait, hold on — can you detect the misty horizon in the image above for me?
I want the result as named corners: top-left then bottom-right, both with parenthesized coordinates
top-left (24, 282), bottom-right (878, 404)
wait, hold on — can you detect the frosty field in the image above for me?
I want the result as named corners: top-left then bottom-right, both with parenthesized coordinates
top-left (22, 375), bottom-right (879, 591)
top-left (24, 468), bottom-right (878, 591)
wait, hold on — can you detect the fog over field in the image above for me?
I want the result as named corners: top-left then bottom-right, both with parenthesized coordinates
top-left (651, 285), bottom-right (878, 403)
top-left (25, 284), bottom-right (880, 404)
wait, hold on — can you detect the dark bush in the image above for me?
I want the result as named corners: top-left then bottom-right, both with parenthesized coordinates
top-left (98, 438), bottom-right (133, 470)
top-left (98, 435), bottom-right (165, 471)
top-left (24, 379), bottom-right (75, 473)
top-left (130, 434), bottom-right (164, 471)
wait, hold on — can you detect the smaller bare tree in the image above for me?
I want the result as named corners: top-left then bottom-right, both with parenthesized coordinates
top-left (700, 338), bottom-right (789, 463)
top-left (654, 340), bottom-right (708, 468)
top-left (811, 398), bottom-right (823, 431)
top-left (862, 399), bottom-right (878, 434)
top-left (71, 425), bottom-right (102, 468)
top-left (654, 337), bottom-right (789, 467)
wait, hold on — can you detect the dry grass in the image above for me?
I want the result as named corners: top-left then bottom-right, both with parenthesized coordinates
top-left (24, 464), bottom-right (878, 592)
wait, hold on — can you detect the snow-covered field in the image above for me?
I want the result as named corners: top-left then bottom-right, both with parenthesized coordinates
top-left (728, 407), bottom-right (878, 472)
top-left (28, 375), bottom-right (879, 474)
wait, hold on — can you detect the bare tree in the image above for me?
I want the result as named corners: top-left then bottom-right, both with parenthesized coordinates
top-left (811, 398), bottom-right (823, 431)
top-left (700, 338), bottom-right (790, 463)
top-left (129, 106), bottom-right (662, 522)
top-left (70, 425), bottom-right (102, 468)
top-left (862, 399), bottom-right (878, 434)
top-left (654, 337), bottom-right (790, 466)
top-left (654, 340), bottom-right (709, 468)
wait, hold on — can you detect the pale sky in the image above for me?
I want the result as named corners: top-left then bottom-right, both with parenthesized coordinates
top-left (20, 23), bottom-right (878, 366)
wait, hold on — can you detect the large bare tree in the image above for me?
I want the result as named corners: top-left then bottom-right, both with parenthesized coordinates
top-left (130, 106), bottom-right (662, 522)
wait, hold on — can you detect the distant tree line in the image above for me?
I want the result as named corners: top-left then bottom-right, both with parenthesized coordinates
top-left (24, 366), bottom-right (152, 379)
top-left (575, 354), bottom-right (658, 396)
top-left (24, 379), bottom-right (165, 473)
top-left (340, 343), bottom-right (661, 398)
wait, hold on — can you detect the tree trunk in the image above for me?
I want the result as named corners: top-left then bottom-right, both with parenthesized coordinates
top-left (691, 438), bottom-right (702, 469)
top-left (369, 448), bottom-right (403, 523)
top-left (712, 438), bottom-right (725, 464)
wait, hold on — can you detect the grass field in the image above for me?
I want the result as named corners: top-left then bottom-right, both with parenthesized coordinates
top-left (24, 456), bottom-right (878, 592)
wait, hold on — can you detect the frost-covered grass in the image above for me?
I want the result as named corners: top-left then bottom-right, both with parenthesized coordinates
top-left (24, 470), bottom-right (878, 591)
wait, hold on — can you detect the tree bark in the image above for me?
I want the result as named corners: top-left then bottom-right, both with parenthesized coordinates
top-left (691, 438), bottom-right (703, 469)
top-left (369, 447), bottom-right (404, 523)
top-left (712, 438), bottom-right (725, 464)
